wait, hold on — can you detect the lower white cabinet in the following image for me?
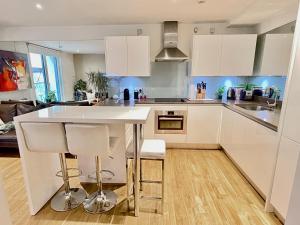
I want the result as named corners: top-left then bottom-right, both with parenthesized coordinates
top-left (270, 137), bottom-right (300, 219)
top-left (187, 105), bottom-right (222, 144)
top-left (142, 105), bottom-right (223, 144)
top-left (220, 107), bottom-right (278, 196)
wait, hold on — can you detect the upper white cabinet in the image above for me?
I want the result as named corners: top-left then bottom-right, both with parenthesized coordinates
top-left (191, 35), bottom-right (222, 76)
top-left (254, 34), bottom-right (293, 76)
top-left (191, 34), bottom-right (257, 76)
top-left (105, 36), bottom-right (127, 76)
top-left (105, 36), bottom-right (150, 76)
top-left (127, 36), bottom-right (150, 76)
top-left (220, 34), bottom-right (257, 76)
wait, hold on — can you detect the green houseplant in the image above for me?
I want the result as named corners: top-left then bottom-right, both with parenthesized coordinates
top-left (74, 79), bottom-right (87, 92)
top-left (216, 86), bottom-right (225, 100)
top-left (46, 90), bottom-right (57, 102)
top-left (73, 79), bottom-right (87, 101)
top-left (239, 83), bottom-right (257, 91)
top-left (87, 71), bottom-right (110, 101)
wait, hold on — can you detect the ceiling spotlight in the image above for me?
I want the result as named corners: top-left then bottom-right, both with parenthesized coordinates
top-left (35, 3), bottom-right (43, 10)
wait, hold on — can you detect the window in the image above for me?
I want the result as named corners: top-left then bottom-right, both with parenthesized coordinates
top-left (30, 53), bottom-right (61, 102)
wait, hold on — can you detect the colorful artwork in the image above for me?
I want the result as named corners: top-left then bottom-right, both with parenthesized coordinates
top-left (0, 50), bottom-right (31, 92)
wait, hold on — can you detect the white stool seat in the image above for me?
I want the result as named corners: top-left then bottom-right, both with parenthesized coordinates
top-left (20, 122), bottom-right (87, 212)
top-left (127, 139), bottom-right (166, 160)
top-left (64, 123), bottom-right (119, 213)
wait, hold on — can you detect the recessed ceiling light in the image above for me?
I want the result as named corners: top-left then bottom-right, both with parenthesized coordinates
top-left (76, 49), bottom-right (80, 53)
top-left (35, 3), bottom-right (43, 10)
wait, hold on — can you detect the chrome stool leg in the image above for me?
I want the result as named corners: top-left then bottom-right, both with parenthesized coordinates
top-left (162, 159), bottom-right (165, 214)
top-left (51, 153), bottom-right (86, 212)
top-left (83, 156), bottom-right (117, 213)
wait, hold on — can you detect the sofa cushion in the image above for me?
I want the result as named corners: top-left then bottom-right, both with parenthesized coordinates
top-left (1, 100), bottom-right (35, 106)
top-left (0, 104), bottom-right (16, 123)
top-left (16, 103), bottom-right (37, 116)
top-left (0, 130), bottom-right (18, 148)
top-left (50, 101), bottom-right (90, 106)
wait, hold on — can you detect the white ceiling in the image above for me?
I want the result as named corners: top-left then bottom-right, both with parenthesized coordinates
top-left (0, 0), bottom-right (298, 27)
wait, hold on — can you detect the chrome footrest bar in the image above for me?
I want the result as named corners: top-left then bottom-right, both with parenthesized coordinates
top-left (56, 168), bottom-right (82, 178)
top-left (140, 196), bottom-right (162, 200)
top-left (140, 180), bottom-right (162, 184)
top-left (88, 169), bottom-right (115, 180)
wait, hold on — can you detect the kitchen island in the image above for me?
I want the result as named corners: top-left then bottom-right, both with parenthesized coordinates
top-left (14, 106), bottom-right (151, 216)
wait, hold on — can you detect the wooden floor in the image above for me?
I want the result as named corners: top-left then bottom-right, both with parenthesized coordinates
top-left (0, 149), bottom-right (281, 225)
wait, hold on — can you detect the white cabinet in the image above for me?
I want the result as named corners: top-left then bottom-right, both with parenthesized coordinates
top-left (271, 137), bottom-right (300, 219)
top-left (254, 34), bottom-right (293, 76)
top-left (105, 36), bottom-right (127, 76)
top-left (269, 31), bottom-right (300, 220)
top-left (191, 34), bottom-right (257, 76)
top-left (105, 36), bottom-right (150, 76)
top-left (191, 35), bottom-right (222, 76)
top-left (220, 107), bottom-right (278, 196)
top-left (282, 39), bottom-right (300, 143)
top-left (220, 34), bottom-right (257, 76)
top-left (187, 105), bottom-right (222, 144)
top-left (127, 36), bottom-right (150, 76)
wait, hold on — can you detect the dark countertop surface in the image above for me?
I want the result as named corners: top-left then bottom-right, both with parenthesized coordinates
top-left (94, 98), bottom-right (280, 132)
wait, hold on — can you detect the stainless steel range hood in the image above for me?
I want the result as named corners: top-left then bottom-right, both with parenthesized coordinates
top-left (155, 21), bottom-right (189, 62)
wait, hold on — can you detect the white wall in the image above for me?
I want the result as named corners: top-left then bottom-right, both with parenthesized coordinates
top-left (0, 41), bottom-right (35, 101)
top-left (60, 52), bottom-right (76, 101)
top-left (256, 6), bottom-right (298, 34)
top-left (0, 41), bottom-right (76, 102)
top-left (73, 54), bottom-right (106, 82)
top-left (0, 23), bottom-right (256, 62)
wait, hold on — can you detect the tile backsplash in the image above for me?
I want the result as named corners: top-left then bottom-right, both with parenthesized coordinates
top-left (109, 62), bottom-right (189, 99)
top-left (192, 76), bottom-right (287, 100)
top-left (107, 62), bottom-right (287, 100)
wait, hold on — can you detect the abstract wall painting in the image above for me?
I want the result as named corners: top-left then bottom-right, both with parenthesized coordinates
top-left (0, 50), bottom-right (31, 92)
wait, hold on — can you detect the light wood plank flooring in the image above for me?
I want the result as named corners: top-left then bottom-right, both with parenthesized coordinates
top-left (0, 149), bottom-right (281, 225)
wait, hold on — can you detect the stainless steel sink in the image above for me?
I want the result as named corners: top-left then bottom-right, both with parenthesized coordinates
top-left (235, 104), bottom-right (274, 111)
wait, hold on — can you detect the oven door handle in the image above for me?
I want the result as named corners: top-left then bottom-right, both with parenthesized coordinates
top-left (158, 117), bottom-right (184, 121)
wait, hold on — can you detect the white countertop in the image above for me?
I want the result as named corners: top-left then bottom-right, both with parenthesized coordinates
top-left (14, 106), bottom-right (151, 124)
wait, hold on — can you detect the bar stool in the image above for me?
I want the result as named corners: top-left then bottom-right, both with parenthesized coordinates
top-left (126, 139), bottom-right (166, 213)
top-left (65, 123), bottom-right (119, 214)
top-left (20, 122), bottom-right (87, 212)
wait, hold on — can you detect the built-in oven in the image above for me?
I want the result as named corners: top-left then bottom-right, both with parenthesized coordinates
top-left (155, 110), bottom-right (187, 134)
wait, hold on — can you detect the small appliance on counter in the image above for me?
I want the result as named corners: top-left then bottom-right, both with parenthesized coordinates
top-left (252, 88), bottom-right (263, 97)
top-left (124, 88), bottom-right (130, 100)
top-left (240, 89), bottom-right (253, 101)
top-left (227, 87), bottom-right (236, 100)
top-left (134, 89), bottom-right (139, 99)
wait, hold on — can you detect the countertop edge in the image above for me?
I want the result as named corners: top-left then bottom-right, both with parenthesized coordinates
top-left (223, 104), bottom-right (278, 132)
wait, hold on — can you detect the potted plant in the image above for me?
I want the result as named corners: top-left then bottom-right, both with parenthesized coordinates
top-left (46, 90), bottom-right (57, 103)
top-left (239, 83), bottom-right (256, 91)
top-left (216, 86), bottom-right (225, 100)
top-left (87, 71), bottom-right (110, 102)
top-left (73, 79), bottom-right (87, 101)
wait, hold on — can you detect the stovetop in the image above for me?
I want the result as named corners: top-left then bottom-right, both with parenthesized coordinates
top-left (154, 98), bottom-right (187, 103)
